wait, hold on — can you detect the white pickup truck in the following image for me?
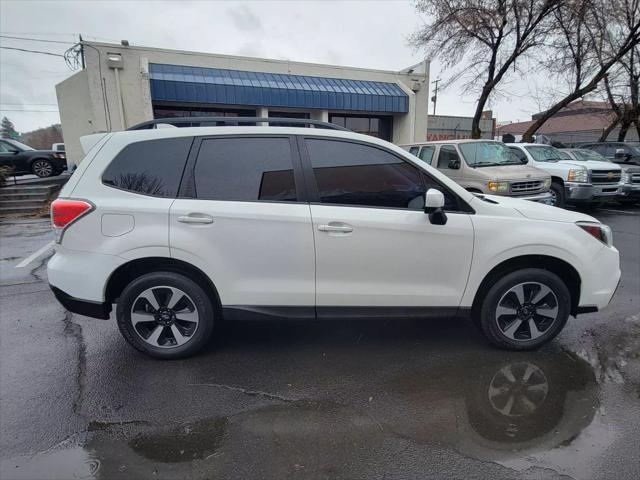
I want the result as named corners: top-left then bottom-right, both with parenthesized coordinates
top-left (507, 143), bottom-right (622, 208)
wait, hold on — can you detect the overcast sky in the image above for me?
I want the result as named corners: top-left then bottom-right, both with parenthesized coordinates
top-left (1, 0), bottom-right (543, 134)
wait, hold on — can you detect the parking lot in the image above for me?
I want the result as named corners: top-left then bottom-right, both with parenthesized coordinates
top-left (0, 205), bottom-right (639, 480)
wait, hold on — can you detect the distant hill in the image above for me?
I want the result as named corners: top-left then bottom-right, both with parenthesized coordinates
top-left (19, 124), bottom-right (63, 150)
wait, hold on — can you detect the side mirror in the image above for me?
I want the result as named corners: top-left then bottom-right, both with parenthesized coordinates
top-left (448, 158), bottom-right (461, 169)
top-left (9, 149), bottom-right (20, 155)
top-left (520, 156), bottom-right (528, 164)
top-left (424, 188), bottom-right (447, 225)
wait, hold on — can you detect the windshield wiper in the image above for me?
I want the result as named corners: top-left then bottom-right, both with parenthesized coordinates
top-left (473, 162), bottom-right (501, 167)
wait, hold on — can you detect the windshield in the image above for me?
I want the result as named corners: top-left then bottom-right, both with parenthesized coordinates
top-left (627, 144), bottom-right (640, 155)
top-left (572, 149), bottom-right (610, 162)
top-left (5, 139), bottom-right (35, 151)
top-left (524, 145), bottom-right (564, 162)
top-left (458, 141), bottom-right (521, 167)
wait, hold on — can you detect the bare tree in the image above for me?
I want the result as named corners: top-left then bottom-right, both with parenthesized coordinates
top-left (522, 0), bottom-right (640, 141)
top-left (411, 0), bottom-right (560, 138)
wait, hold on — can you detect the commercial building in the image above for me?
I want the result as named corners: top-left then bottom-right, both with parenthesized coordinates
top-left (56, 41), bottom-right (430, 165)
top-left (426, 112), bottom-right (495, 141)
top-left (496, 101), bottom-right (639, 144)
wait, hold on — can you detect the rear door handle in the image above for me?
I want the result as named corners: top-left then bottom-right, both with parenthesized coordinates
top-left (177, 213), bottom-right (214, 224)
top-left (318, 223), bottom-right (353, 233)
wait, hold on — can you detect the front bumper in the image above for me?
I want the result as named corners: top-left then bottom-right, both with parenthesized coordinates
top-left (50, 285), bottom-right (111, 319)
top-left (51, 157), bottom-right (68, 171)
top-left (578, 243), bottom-right (620, 311)
top-left (565, 182), bottom-right (621, 202)
top-left (512, 191), bottom-right (554, 204)
top-left (620, 183), bottom-right (640, 198)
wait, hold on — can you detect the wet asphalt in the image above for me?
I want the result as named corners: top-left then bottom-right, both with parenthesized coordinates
top-left (0, 205), bottom-right (639, 480)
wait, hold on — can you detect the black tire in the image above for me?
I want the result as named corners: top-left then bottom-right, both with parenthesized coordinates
top-left (478, 268), bottom-right (571, 351)
top-left (31, 159), bottom-right (55, 178)
top-left (116, 271), bottom-right (216, 359)
top-left (549, 181), bottom-right (565, 208)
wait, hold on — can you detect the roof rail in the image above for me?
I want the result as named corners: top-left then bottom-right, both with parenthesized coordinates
top-left (127, 117), bottom-right (349, 131)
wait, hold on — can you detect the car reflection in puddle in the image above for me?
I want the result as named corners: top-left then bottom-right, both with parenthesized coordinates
top-left (1, 349), bottom-right (599, 479)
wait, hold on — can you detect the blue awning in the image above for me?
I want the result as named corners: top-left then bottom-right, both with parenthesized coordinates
top-left (149, 63), bottom-right (409, 113)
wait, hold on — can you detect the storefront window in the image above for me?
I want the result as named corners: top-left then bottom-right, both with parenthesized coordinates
top-left (329, 114), bottom-right (392, 141)
top-left (152, 105), bottom-right (256, 126)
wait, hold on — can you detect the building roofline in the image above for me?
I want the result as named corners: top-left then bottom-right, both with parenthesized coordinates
top-left (82, 41), bottom-right (423, 76)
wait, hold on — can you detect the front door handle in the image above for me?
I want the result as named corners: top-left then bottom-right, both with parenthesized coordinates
top-left (177, 213), bottom-right (214, 224)
top-left (318, 223), bottom-right (353, 233)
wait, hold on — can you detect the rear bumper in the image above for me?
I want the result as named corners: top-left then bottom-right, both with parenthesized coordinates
top-left (565, 182), bottom-right (621, 202)
top-left (50, 285), bottom-right (111, 319)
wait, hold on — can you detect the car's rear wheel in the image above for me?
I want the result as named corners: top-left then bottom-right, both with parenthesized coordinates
top-left (31, 159), bottom-right (54, 178)
top-left (549, 181), bottom-right (565, 208)
top-left (116, 271), bottom-right (215, 359)
top-left (478, 268), bottom-right (570, 350)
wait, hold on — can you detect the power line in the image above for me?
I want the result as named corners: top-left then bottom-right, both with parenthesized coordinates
top-left (1, 103), bottom-right (58, 106)
top-left (0, 35), bottom-right (76, 45)
top-left (0, 46), bottom-right (64, 57)
top-left (0, 109), bottom-right (59, 112)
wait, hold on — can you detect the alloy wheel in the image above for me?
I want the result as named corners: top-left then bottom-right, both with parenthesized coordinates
top-left (131, 286), bottom-right (199, 348)
top-left (33, 160), bottom-right (53, 177)
top-left (495, 282), bottom-right (559, 342)
top-left (548, 188), bottom-right (557, 206)
top-left (488, 361), bottom-right (549, 417)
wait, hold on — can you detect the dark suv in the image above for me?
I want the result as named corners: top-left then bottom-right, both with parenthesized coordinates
top-left (579, 142), bottom-right (640, 166)
top-left (0, 138), bottom-right (68, 178)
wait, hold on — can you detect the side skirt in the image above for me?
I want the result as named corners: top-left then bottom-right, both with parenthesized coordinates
top-left (222, 305), bottom-right (470, 322)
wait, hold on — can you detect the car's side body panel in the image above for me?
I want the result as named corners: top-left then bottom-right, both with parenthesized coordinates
top-left (310, 204), bottom-right (474, 307)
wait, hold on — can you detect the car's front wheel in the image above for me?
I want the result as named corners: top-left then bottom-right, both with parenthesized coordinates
top-left (549, 181), bottom-right (565, 208)
top-left (478, 268), bottom-right (571, 350)
top-left (31, 159), bottom-right (55, 178)
top-left (116, 271), bottom-right (216, 359)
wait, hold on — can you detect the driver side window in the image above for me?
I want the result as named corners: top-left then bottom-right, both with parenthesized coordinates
top-left (437, 145), bottom-right (460, 170)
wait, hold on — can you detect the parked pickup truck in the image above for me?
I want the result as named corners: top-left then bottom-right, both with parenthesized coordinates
top-left (561, 148), bottom-right (640, 205)
top-left (507, 143), bottom-right (622, 208)
top-left (401, 140), bottom-right (552, 204)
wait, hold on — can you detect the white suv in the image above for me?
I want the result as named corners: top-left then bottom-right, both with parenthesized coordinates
top-left (48, 120), bottom-right (620, 359)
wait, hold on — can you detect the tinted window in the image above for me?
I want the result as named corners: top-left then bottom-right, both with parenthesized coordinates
top-left (437, 145), bottom-right (460, 170)
top-left (194, 137), bottom-right (297, 202)
top-left (0, 141), bottom-right (13, 153)
top-left (419, 146), bottom-right (435, 164)
top-left (408, 146), bottom-right (419, 156)
top-left (102, 137), bottom-right (192, 197)
top-left (306, 139), bottom-right (425, 209)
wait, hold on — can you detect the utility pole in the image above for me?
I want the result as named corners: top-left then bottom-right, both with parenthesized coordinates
top-left (431, 78), bottom-right (440, 115)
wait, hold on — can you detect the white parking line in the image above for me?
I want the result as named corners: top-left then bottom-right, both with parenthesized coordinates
top-left (14, 241), bottom-right (54, 268)
top-left (598, 209), bottom-right (639, 216)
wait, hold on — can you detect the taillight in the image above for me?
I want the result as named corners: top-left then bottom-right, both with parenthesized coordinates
top-left (51, 199), bottom-right (93, 242)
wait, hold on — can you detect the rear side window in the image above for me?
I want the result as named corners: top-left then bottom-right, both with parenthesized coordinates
top-left (193, 137), bottom-right (297, 202)
top-left (408, 146), bottom-right (419, 156)
top-left (419, 146), bottom-right (436, 164)
top-left (102, 137), bottom-right (192, 197)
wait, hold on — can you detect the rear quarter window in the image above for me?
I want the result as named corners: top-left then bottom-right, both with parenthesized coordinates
top-left (102, 137), bottom-right (193, 197)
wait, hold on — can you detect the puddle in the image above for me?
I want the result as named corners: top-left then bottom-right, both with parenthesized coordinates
top-left (128, 417), bottom-right (227, 463)
top-left (1, 447), bottom-right (100, 480)
top-left (1, 348), bottom-right (609, 479)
